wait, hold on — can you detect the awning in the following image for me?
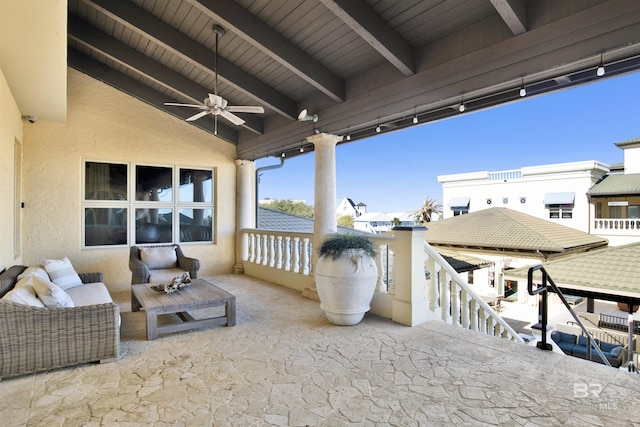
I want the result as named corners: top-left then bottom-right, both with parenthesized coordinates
top-left (449, 197), bottom-right (470, 208)
top-left (543, 192), bottom-right (575, 205)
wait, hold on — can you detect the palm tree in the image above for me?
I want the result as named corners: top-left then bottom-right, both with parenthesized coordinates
top-left (414, 198), bottom-right (442, 223)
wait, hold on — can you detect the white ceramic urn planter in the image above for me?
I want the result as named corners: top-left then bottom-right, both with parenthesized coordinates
top-left (315, 248), bottom-right (378, 326)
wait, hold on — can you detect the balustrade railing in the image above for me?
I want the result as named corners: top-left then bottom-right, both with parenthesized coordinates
top-left (593, 218), bottom-right (640, 234)
top-left (424, 243), bottom-right (523, 342)
top-left (241, 228), bottom-right (523, 343)
top-left (489, 169), bottom-right (522, 181)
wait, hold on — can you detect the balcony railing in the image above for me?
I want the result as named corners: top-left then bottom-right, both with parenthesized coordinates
top-left (592, 218), bottom-right (640, 235)
top-left (241, 227), bottom-right (523, 344)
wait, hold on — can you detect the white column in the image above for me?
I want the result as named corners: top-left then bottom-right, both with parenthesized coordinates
top-left (233, 159), bottom-right (255, 274)
top-left (302, 132), bottom-right (342, 300)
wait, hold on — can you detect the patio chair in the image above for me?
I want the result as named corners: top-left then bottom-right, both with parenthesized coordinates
top-left (129, 244), bottom-right (200, 284)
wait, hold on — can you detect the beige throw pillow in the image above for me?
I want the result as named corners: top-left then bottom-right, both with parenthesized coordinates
top-left (140, 246), bottom-right (178, 269)
top-left (2, 283), bottom-right (45, 307)
top-left (31, 275), bottom-right (75, 308)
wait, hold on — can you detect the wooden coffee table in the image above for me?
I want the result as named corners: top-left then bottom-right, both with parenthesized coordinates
top-left (131, 278), bottom-right (236, 340)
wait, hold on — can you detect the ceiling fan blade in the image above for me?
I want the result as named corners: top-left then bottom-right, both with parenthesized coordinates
top-left (220, 110), bottom-right (246, 126)
top-left (225, 106), bottom-right (264, 114)
top-left (165, 102), bottom-right (207, 109)
top-left (185, 111), bottom-right (211, 122)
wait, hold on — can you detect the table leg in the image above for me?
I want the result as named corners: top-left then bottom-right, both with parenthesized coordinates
top-left (226, 298), bottom-right (236, 326)
top-left (131, 290), bottom-right (141, 312)
top-left (146, 310), bottom-right (158, 340)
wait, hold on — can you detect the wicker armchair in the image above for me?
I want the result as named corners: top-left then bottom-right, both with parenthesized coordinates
top-left (129, 244), bottom-right (200, 285)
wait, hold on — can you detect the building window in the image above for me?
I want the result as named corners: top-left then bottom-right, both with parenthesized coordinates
top-left (547, 204), bottom-right (572, 220)
top-left (83, 161), bottom-right (214, 247)
top-left (629, 206), bottom-right (640, 219)
top-left (596, 202), bottom-right (603, 218)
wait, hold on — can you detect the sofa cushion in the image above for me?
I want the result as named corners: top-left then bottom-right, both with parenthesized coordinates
top-left (0, 265), bottom-right (27, 298)
top-left (599, 341), bottom-right (619, 352)
top-left (552, 331), bottom-right (576, 344)
top-left (140, 246), bottom-right (178, 269)
top-left (31, 275), bottom-right (75, 308)
top-left (43, 257), bottom-right (83, 290)
top-left (1, 283), bottom-right (45, 307)
top-left (66, 282), bottom-right (113, 306)
top-left (609, 346), bottom-right (624, 357)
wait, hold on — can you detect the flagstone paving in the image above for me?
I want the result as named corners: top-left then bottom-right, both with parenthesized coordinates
top-left (1, 274), bottom-right (639, 426)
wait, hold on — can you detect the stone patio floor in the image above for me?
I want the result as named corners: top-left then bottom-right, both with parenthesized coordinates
top-left (1, 274), bottom-right (640, 426)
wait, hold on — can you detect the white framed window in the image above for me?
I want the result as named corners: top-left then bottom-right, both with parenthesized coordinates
top-left (82, 161), bottom-right (214, 248)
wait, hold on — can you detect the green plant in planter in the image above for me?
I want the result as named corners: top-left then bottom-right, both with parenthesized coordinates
top-left (318, 233), bottom-right (376, 260)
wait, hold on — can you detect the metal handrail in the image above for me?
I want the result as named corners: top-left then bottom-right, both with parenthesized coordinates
top-left (527, 265), bottom-right (612, 367)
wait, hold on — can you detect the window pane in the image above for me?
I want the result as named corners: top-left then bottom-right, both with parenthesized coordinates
top-left (628, 206), bottom-right (640, 218)
top-left (85, 162), bottom-right (127, 201)
top-left (549, 209), bottom-right (559, 219)
top-left (135, 208), bottom-right (173, 244)
top-left (84, 208), bottom-right (127, 246)
top-left (136, 165), bottom-right (173, 202)
top-left (179, 208), bottom-right (213, 242)
top-left (562, 210), bottom-right (573, 219)
top-left (179, 169), bottom-right (213, 203)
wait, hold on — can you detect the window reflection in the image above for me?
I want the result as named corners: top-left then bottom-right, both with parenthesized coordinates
top-left (84, 208), bottom-right (127, 246)
top-left (179, 169), bottom-right (213, 203)
top-left (136, 165), bottom-right (173, 202)
top-left (135, 208), bottom-right (173, 244)
top-left (85, 162), bottom-right (127, 201)
top-left (179, 208), bottom-right (213, 242)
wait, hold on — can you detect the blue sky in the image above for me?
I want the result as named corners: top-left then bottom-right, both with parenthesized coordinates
top-left (255, 71), bottom-right (640, 213)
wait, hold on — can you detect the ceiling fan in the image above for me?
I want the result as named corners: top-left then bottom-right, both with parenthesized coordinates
top-left (164, 25), bottom-right (263, 132)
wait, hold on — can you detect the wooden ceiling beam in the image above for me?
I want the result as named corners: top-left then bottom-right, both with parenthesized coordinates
top-left (490, 0), bottom-right (528, 35)
top-left (320, 0), bottom-right (415, 76)
top-left (185, 0), bottom-right (345, 102)
top-left (81, 0), bottom-right (297, 120)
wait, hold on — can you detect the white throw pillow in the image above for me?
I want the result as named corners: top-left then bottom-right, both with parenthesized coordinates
top-left (140, 246), bottom-right (178, 269)
top-left (43, 257), bottom-right (83, 290)
top-left (31, 275), bottom-right (75, 308)
top-left (2, 283), bottom-right (45, 307)
top-left (17, 266), bottom-right (49, 281)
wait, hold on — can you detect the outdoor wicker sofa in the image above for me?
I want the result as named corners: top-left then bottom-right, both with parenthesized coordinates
top-left (0, 265), bottom-right (120, 379)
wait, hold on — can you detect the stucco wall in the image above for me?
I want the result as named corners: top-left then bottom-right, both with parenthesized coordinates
top-left (0, 67), bottom-right (24, 271)
top-left (21, 68), bottom-right (237, 286)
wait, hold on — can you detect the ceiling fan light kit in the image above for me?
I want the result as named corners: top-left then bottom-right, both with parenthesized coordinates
top-left (163, 24), bottom-right (263, 130)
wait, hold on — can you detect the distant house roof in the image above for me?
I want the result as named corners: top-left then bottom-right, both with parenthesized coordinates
top-left (615, 137), bottom-right (640, 149)
top-left (587, 173), bottom-right (640, 196)
top-left (425, 207), bottom-right (608, 255)
top-left (504, 242), bottom-right (640, 300)
top-left (258, 207), bottom-right (366, 234)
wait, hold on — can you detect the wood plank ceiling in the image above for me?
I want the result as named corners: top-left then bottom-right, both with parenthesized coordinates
top-left (68, 0), bottom-right (640, 161)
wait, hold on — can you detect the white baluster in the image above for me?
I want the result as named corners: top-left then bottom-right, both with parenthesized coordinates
top-left (478, 307), bottom-right (487, 334)
top-left (268, 235), bottom-right (275, 267)
top-left (302, 237), bottom-right (310, 275)
top-left (460, 288), bottom-right (470, 329)
top-left (451, 281), bottom-right (460, 326)
top-left (276, 235), bottom-right (283, 269)
top-left (439, 271), bottom-right (451, 322)
top-left (261, 234), bottom-right (269, 266)
top-left (284, 236), bottom-right (291, 271)
top-left (293, 237), bottom-right (300, 273)
top-left (375, 244), bottom-right (386, 292)
top-left (469, 298), bottom-right (478, 331)
top-left (248, 233), bottom-right (255, 263)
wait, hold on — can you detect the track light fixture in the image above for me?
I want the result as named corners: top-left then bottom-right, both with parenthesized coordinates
top-left (346, 134), bottom-right (351, 141)
top-left (597, 54), bottom-right (605, 77)
top-left (458, 95), bottom-right (465, 113)
top-left (375, 125), bottom-right (381, 133)
top-left (299, 146), bottom-right (304, 153)
top-left (297, 109), bottom-right (318, 122)
top-left (413, 115), bottom-right (418, 124)
top-left (281, 152), bottom-right (286, 158)
top-left (519, 77), bottom-right (526, 97)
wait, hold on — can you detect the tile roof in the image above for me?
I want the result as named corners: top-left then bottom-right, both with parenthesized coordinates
top-left (504, 242), bottom-right (640, 297)
top-left (425, 208), bottom-right (607, 253)
top-left (257, 207), bottom-right (367, 235)
top-left (587, 173), bottom-right (640, 196)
